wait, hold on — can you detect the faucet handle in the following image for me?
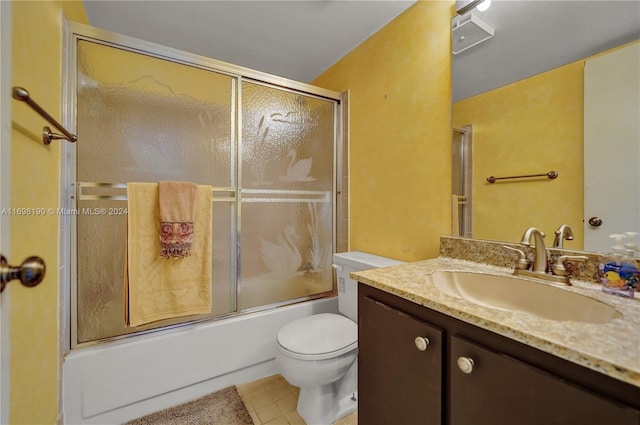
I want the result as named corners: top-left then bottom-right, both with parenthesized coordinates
top-left (553, 224), bottom-right (574, 248)
top-left (502, 245), bottom-right (531, 270)
top-left (551, 255), bottom-right (588, 277)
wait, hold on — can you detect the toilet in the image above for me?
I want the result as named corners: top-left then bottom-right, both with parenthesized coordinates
top-left (276, 251), bottom-right (405, 425)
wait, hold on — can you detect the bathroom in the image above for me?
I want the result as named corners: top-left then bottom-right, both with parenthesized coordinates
top-left (1, 1), bottom-right (639, 424)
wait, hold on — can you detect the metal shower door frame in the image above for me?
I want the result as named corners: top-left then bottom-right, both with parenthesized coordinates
top-left (61, 21), bottom-right (344, 350)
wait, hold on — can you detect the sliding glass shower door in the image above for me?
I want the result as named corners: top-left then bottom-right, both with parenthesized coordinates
top-left (69, 25), bottom-right (340, 346)
top-left (240, 82), bottom-right (335, 310)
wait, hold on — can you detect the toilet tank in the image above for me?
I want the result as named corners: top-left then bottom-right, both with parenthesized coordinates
top-left (332, 251), bottom-right (406, 323)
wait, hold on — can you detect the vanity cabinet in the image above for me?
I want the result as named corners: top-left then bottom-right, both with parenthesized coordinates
top-left (450, 336), bottom-right (639, 425)
top-left (358, 283), bottom-right (640, 425)
top-left (359, 296), bottom-right (443, 425)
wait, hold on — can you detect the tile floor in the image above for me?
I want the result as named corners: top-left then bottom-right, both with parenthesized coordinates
top-left (237, 374), bottom-right (357, 425)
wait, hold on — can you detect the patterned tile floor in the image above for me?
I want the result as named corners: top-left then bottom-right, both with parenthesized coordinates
top-left (237, 374), bottom-right (357, 425)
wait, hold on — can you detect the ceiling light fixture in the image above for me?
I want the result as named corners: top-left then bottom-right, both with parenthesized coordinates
top-left (452, 13), bottom-right (495, 55)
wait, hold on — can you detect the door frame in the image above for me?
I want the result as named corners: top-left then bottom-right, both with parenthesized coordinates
top-left (0, 1), bottom-right (12, 423)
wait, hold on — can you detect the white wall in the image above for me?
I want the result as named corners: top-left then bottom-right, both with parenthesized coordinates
top-left (63, 297), bottom-right (338, 424)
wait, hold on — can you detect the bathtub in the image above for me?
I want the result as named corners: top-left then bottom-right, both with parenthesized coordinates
top-left (62, 297), bottom-right (338, 424)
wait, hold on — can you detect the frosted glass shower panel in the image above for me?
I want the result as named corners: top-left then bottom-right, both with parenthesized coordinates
top-left (72, 32), bottom-right (339, 345)
top-left (240, 82), bottom-right (336, 310)
top-left (242, 82), bottom-right (335, 190)
top-left (240, 200), bottom-right (334, 310)
top-left (76, 40), bottom-right (235, 185)
top-left (76, 199), bottom-right (236, 343)
top-left (74, 39), bottom-right (237, 343)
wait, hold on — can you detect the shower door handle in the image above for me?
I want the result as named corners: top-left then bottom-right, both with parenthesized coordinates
top-left (0, 254), bottom-right (46, 292)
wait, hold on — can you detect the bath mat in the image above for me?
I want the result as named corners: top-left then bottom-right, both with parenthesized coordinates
top-left (125, 386), bottom-right (254, 425)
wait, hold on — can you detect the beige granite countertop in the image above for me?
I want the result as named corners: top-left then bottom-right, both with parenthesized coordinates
top-left (353, 257), bottom-right (640, 387)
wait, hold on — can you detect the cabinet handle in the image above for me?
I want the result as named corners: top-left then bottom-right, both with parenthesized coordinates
top-left (414, 336), bottom-right (430, 351)
top-left (457, 356), bottom-right (474, 374)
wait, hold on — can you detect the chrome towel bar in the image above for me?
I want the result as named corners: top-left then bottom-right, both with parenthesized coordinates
top-left (75, 182), bottom-right (331, 203)
top-left (486, 170), bottom-right (558, 184)
top-left (77, 182), bottom-right (237, 202)
top-left (12, 86), bottom-right (77, 145)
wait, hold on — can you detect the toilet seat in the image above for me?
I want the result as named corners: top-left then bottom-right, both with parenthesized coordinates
top-left (277, 313), bottom-right (357, 361)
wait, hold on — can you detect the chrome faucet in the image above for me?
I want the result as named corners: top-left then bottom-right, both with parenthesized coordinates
top-left (519, 227), bottom-right (548, 273)
top-left (553, 224), bottom-right (574, 248)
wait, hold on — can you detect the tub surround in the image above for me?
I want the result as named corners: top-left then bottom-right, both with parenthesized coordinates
top-left (352, 237), bottom-right (640, 387)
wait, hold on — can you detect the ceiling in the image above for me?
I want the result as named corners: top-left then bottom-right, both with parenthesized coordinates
top-left (81, 0), bottom-right (417, 83)
top-left (453, 1), bottom-right (640, 101)
top-left (82, 1), bottom-right (640, 100)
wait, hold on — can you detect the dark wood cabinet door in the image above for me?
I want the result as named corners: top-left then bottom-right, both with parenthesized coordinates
top-left (450, 336), bottom-right (640, 425)
top-left (359, 295), bottom-right (444, 425)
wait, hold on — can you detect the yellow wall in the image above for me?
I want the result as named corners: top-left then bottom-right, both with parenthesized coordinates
top-left (313, 1), bottom-right (454, 261)
top-left (453, 61), bottom-right (585, 247)
top-left (10, 2), bottom-right (87, 423)
top-left (7, 1), bottom-right (450, 421)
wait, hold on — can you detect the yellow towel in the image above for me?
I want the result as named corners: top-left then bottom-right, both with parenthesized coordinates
top-left (125, 182), bottom-right (213, 327)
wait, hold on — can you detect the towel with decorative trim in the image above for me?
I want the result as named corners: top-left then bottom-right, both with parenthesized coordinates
top-left (125, 182), bottom-right (212, 327)
top-left (159, 181), bottom-right (198, 259)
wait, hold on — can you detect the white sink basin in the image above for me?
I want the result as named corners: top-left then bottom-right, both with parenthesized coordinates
top-left (430, 271), bottom-right (621, 323)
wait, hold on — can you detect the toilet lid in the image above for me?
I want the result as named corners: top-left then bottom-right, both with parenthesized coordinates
top-left (277, 313), bottom-right (357, 356)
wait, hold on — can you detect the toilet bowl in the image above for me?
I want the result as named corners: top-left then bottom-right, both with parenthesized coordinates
top-left (275, 252), bottom-right (405, 425)
top-left (276, 313), bottom-right (358, 425)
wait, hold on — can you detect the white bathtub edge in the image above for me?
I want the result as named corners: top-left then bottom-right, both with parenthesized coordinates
top-left (62, 297), bottom-right (338, 424)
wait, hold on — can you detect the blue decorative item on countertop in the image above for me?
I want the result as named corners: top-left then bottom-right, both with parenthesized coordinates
top-left (598, 234), bottom-right (638, 298)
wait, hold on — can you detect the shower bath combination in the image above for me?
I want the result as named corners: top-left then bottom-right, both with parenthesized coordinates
top-left (62, 21), bottom-right (346, 425)
top-left (70, 32), bottom-right (341, 346)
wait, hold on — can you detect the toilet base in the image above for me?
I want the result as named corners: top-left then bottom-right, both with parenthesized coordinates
top-left (297, 386), bottom-right (357, 425)
top-left (296, 360), bottom-right (357, 425)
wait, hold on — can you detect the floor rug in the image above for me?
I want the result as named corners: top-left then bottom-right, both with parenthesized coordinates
top-left (125, 386), bottom-right (254, 425)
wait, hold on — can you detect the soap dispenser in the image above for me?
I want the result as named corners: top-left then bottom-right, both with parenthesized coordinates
top-left (624, 232), bottom-right (640, 258)
top-left (597, 234), bottom-right (638, 298)
top-left (623, 232), bottom-right (640, 293)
